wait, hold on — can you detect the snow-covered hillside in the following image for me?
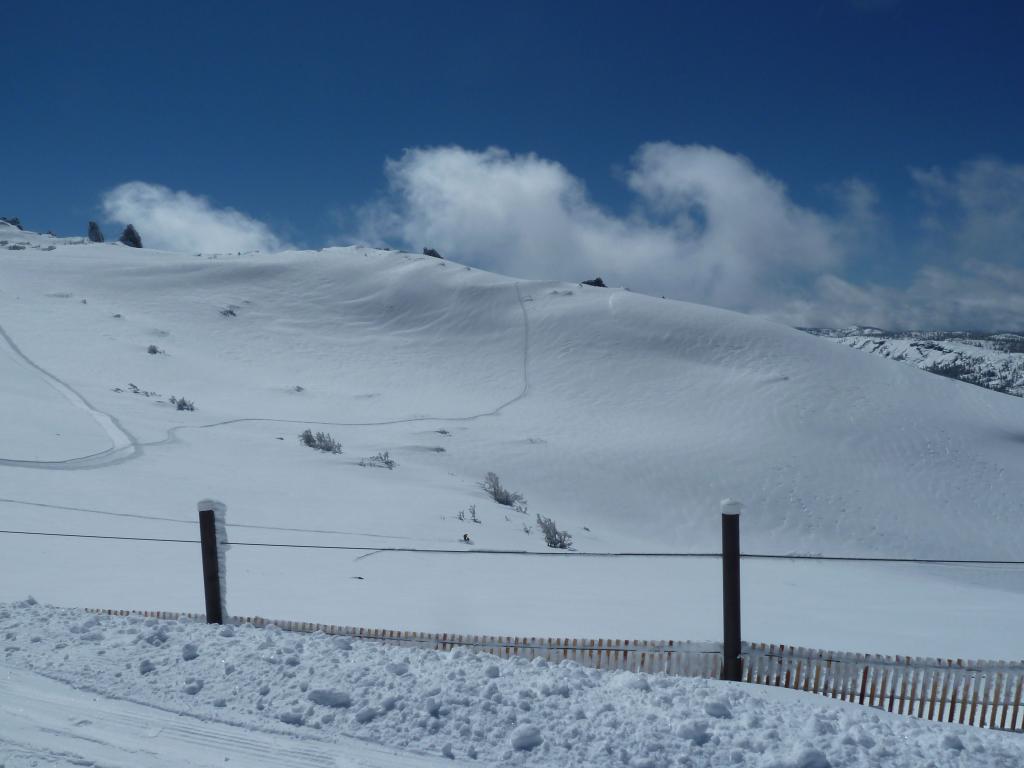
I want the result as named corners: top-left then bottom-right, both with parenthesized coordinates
top-left (803, 327), bottom-right (1024, 398)
top-left (2, 221), bottom-right (1024, 657)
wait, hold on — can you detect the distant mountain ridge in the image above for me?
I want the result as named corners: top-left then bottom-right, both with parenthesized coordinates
top-left (802, 327), bottom-right (1024, 397)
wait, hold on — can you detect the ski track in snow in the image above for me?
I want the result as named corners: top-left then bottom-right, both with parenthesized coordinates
top-left (0, 284), bottom-right (531, 472)
top-left (0, 320), bottom-right (138, 467)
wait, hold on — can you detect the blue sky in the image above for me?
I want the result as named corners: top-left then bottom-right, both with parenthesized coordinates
top-left (3, 1), bottom-right (1023, 329)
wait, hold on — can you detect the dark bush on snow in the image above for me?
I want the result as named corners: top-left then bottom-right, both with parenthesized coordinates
top-left (480, 472), bottom-right (525, 508)
top-left (360, 450), bottom-right (396, 470)
top-left (581, 277), bottom-right (606, 288)
top-left (299, 429), bottom-right (343, 454)
top-left (536, 515), bottom-right (572, 549)
top-left (423, 247), bottom-right (443, 259)
top-left (170, 396), bottom-right (195, 411)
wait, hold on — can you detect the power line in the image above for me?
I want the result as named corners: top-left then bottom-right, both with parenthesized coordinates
top-left (1, 528), bottom-right (1022, 566)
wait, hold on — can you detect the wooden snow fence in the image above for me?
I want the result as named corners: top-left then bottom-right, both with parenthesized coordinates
top-left (87, 609), bottom-right (1024, 732)
top-left (743, 643), bottom-right (1024, 732)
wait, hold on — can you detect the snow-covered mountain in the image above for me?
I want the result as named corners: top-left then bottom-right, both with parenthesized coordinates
top-left (3, 220), bottom-right (1024, 657)
top-left (802, 327), bottom-right (1024, 398)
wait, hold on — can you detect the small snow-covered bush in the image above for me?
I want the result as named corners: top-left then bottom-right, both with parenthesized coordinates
top-left (360, 451), bottom-right (396, 470)
top-left (170, 396), bottom-right (195, 412)
top-left (299, 429), bottom-right (342, 454)
top-left (536, 515), bottom-right (572, 549)
top-left (146, 344), bottom-right (161, 355)
top-left (480, 472), bottom-right (525, 508)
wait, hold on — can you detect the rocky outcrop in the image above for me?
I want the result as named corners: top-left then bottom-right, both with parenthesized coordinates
top-left (0, 216), bottom-right (23, 230)
top-left (581, 277), bottom-right (607, 288)
top-left (87, 221), bottom-right (105, 242)
top-left (119, 224), bottom-right (142, 248)
top-left (423, 247), bottom-right (443, 259)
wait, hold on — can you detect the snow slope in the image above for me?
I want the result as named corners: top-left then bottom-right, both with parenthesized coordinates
top-left (3, 601), bottom-right (1023, 768)
top-left (1, 222), bottom-right (1024, 657)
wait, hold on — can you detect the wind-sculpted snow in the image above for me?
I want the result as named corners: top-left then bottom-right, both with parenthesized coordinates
top-left (2, 602), bottom-right (1022, 767)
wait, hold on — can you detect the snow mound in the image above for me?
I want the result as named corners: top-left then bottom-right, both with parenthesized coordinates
top-left (1, 602), bottom-right (1022, 767)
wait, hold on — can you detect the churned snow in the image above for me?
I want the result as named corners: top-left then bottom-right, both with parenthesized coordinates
top-left (3, 601), bottom-right (1023, 767)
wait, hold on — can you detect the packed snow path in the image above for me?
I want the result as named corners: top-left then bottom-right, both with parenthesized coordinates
top-left (2, 602), bottom-right (1024, 768)
top-left (0, 667), bottom-right (460, 768)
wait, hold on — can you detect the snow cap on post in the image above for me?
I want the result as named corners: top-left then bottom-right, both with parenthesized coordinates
top-left (720, 498), bottom-right (743, 516)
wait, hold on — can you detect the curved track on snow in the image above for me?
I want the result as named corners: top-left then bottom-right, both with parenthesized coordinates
top-left (0, 284), bottom-right (531, 472)
top-left (0, 322), bottom-right (138, 468)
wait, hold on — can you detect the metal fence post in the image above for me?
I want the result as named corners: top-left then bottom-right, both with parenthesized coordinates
top-left (198, 503), bottom-right (223, 624)
top-left (721, 499), bottom-right (743, 682)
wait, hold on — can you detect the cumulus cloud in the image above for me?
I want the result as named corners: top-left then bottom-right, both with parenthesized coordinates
top-left (103, 182), bottom-right (286, 254)
top-left (356, 145), bottom-right (1024, 330)
top-left (356, 144), bottom-right (850, 314)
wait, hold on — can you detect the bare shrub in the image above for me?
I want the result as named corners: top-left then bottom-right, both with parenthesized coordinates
top-left (169, 396), bottom-right (195, 411)
top-left (480, 472), bottom-right (525, 508)
top-left (536, 515), bottom-right (572, 549)
top-left (360, 450), bottom-right (396, 470)
top-left (299, 429), bottom-right (342, 454)
top-left (146, 344), bottom-right (162, 355)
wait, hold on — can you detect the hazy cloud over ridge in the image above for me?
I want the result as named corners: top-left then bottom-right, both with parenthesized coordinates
top-left (355, 143), bottom-right (848, 315)
top-left (99, 149), bottom-right (1024, 331)
top-left (355, 145), bottom-right (1024, 331)
top-left (103, 182), bottom-right (286, 254)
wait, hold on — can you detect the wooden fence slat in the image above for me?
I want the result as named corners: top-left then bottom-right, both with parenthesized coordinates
top-left (969, 665), bottom-right (983, 726)
top-left (1003, 671), bottom-right (1019, 733)
top-left (935, 661), bottom-right (951, 722)
top-left (942, 663), bottom-right (958, 724)
top-left (989, 671), bottom-right (1004, 730)
top-left (999, 670), bottom-right (1014, 731)
top-left (888, 658), bottom-right (902, 713)
top-left (903, 665), bottom-right (919, 716)
top-left (927, 664), bottom-right (941, 721)
top-left (916, 665), bottom-right (931, 719)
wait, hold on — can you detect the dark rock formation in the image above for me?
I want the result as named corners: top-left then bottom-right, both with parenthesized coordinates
top-left (88, 221), bottom-right (105, 242)
top-left (119, 224), bottom-right (143, 248)
top-left (423, 247), bottom-right (443, 259)
top-left (581, 277), bottom-right (607, 288)
top-left (0, 216), bottom-right (23, 230)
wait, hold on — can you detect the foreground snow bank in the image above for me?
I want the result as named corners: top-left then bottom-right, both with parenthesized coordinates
top-left (2, 601), bottom-right (1021, 767)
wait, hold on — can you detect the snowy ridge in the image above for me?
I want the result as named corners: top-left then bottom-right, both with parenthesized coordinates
top-left (2, 601), bottom-right (1022, 767)
top-left (803, 327), bottom-right (1024, 398)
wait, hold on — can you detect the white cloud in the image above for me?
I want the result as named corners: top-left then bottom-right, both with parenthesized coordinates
top-left (103, 182), bottom-right (286, 254)
top-left (355, 143), bottom-right (852, 314)
top-left (356, 145), bottom-right (1024, 330)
